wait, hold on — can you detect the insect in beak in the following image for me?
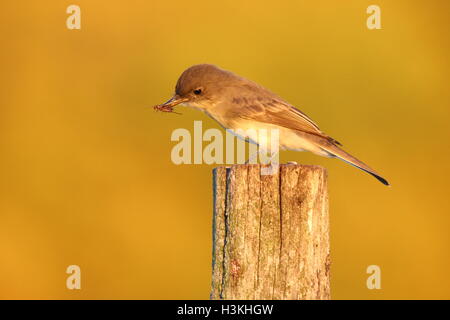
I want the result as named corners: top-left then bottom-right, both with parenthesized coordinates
top-left (153, 95), bottom-right (189, 114)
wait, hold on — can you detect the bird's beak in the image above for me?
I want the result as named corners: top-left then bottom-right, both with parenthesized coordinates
top-left (159, 95), bottom-right (189, 108)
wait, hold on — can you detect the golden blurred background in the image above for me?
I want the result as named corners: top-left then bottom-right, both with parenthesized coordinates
top-left (0, 0), bottom-right (449, 299)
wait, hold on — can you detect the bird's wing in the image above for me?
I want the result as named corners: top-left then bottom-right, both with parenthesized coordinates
top-left (224, 95), bottom-right (341, 145)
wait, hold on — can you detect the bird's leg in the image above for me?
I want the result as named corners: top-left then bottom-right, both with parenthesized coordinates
top-left (260, 151), bottom-right (280, 176)
top-left (244, 149), bottom-right (262, 165)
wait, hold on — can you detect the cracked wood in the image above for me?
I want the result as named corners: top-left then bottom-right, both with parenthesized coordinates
top-left (211, 164), bottom-right (330, 300)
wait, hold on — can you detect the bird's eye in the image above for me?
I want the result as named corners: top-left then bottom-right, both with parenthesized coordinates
top-left (193, 88), bottom-right (202, 95)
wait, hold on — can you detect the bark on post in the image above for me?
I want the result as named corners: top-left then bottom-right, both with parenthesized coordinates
top-left (211, 164), bottom-right (330, 300)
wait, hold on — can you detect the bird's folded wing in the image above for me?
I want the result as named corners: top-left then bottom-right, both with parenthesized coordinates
top-left (226, 97), bottom-right (341, 145)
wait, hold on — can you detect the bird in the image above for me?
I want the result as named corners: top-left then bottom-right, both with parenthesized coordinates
top-left (154, 64), bottom-right (389, 185)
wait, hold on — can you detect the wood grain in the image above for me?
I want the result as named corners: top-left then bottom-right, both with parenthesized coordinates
top-left (211, 164), bottom-right (330, 300)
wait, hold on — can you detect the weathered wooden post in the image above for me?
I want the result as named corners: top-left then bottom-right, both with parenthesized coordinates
top-left (211, 164), bottom-right (330, 300)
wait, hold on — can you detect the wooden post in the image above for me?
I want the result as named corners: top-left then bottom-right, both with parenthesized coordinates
top-left (210, 164), bottom-right (330, 300)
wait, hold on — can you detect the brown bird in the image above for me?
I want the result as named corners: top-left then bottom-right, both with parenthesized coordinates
top-left (155, 64), bottom-right (389, 185)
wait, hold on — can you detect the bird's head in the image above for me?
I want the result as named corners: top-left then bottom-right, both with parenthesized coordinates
top-left (155, 64), bottom-right (238, 111)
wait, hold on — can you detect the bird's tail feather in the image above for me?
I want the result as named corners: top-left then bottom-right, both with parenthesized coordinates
top-left (317, 140), bottom-right (389, 186)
